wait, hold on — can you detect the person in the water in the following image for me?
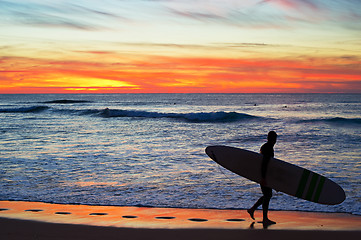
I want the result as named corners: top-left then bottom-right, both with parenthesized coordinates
top-left (247, 131), bottom-right (277, 226)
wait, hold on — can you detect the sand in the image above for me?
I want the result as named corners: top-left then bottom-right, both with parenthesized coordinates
top-left (0, 201), bottom-right (360, 240)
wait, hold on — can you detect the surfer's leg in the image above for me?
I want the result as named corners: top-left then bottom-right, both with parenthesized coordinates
top-left (248, 196), bottom-right (264, 220)
top-left (261, 186), bottom-right (276, 225)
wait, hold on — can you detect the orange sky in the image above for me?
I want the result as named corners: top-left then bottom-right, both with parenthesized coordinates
top-left (1, 53), bottom-right (360, 94)
top-left (1, 0), bottom-right (361, 93)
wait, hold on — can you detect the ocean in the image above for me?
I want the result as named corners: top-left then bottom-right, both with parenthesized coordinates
top-left (0, 93), bottom-right (360, 215)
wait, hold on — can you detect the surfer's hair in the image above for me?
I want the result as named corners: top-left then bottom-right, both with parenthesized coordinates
top-left (267, 131), bottom-right (277, 141)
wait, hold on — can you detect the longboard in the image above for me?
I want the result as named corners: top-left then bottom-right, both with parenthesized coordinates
top-left (205, 145), bottom-right (345, 205)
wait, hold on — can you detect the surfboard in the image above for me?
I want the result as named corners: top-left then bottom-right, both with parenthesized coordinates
top-left (205, 145), bottom-right (345, 205)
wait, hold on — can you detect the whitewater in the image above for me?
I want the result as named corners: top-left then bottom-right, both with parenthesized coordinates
top-left (0, 93), bottom-right (360, 215)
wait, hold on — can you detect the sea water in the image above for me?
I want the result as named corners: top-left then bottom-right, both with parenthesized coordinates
top-left (0, 93), bottom-right (360, 215)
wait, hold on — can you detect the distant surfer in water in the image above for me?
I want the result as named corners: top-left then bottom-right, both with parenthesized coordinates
top-left (247, 131), bottom-right (277, 226)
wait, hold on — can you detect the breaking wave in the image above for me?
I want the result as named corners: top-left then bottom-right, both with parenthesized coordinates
top-left (0, 106), bottom-right (49, 113)
top-left (43, 100), bottom-right (92, 104)
top-left (102, 109), bottom-right (261, 123)
top-left (2, 105), bottom-right (359, 126)
top-left (0, 106), bottom-right (262, 123)
top-left (299, 117), bottom-right (361, 125)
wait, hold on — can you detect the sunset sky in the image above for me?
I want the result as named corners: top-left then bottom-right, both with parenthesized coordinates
top-left (1, 0), bottom-right (360, 93)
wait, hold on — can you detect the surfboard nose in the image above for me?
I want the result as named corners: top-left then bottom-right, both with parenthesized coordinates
top-left (205, 146), bottom-right (218, 163)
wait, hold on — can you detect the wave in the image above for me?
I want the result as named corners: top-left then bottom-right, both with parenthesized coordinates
top-left (299, 117), bottom-right (361, 125)
top-left (0, 106), bottom-right (49, 113)
top-left (0, 105), bottom-right (261, 123)
top-left (43, 99), bottom-right (91, 104)
top-left (103, 109), bottom-right (260, 123)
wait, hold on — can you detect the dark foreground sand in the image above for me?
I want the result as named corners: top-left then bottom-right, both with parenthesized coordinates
top-left (1, 201), bottom-right (360, 240)
top-left (1, 217), bottom-right (360, 240)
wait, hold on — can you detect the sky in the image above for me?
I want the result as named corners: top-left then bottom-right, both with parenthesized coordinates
top-left (0, 0), bottom-right (360, 93)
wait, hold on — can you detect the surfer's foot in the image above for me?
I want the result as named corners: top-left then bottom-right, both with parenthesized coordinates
top-left (262, 218), bottom-right (276, 227)
top-left (247, 208), bottom-right (255, 220)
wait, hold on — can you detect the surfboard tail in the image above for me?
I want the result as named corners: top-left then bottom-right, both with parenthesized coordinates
top-left (295, 169), bottom-right (346, 205)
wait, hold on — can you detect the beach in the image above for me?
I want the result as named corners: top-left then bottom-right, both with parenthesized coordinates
top-left (1, 201), bottom-right (360, 240)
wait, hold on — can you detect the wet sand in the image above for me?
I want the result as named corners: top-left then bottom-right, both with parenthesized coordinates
top-left (1, 201), bottom-right (360, 239)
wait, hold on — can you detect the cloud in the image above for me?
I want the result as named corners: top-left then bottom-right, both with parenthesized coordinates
top-left (159, 0), bottom-right (361, 29)
top-left (2, 0), bottom-right (360, 32)
top-left (0, 0), bottom-right (127, 30)
top-left (263, 0), bottom-right (320, 11)
top-left (163, 0), bottom-right (279, 28)
top-left (263, 0), bottom-right (361, 28)
top-left (73, 50), bottom-right (118, 55)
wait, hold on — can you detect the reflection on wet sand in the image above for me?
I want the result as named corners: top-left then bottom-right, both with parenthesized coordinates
top-left (0, 201), bottom-right (360, 231)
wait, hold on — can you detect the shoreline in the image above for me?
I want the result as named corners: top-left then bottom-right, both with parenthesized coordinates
top-left (2, 199), bottom-right (359, 216)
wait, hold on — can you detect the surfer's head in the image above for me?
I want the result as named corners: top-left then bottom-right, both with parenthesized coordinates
top-left (267, 131), bottom-right (277, 145)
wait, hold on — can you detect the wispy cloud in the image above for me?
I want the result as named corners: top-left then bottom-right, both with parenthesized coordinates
top-left (0, 0), bottom-right (127, 30)
top-left (262, 0), bottom-right (320, 10)
top-left (1, 0), bottom-right (360, 31)
top-left (261, 0), bottom-right (361, 28)
top-left (160, 0), bottom-right (361, 29)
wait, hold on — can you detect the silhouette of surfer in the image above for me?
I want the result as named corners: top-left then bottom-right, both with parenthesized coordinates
top-left (247, 131), bottom-right (277, 226)
top-left (103, 108), bottom-right (110, 117)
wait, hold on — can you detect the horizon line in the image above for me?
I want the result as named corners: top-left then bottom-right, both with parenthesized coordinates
top-left (1, 92), bottom-right (360, 95)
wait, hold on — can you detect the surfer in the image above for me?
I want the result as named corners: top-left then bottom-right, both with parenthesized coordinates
top-left (247, 131), bottom-right (277, 226)
top-left (103, 108), bottom-right (110, 117)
